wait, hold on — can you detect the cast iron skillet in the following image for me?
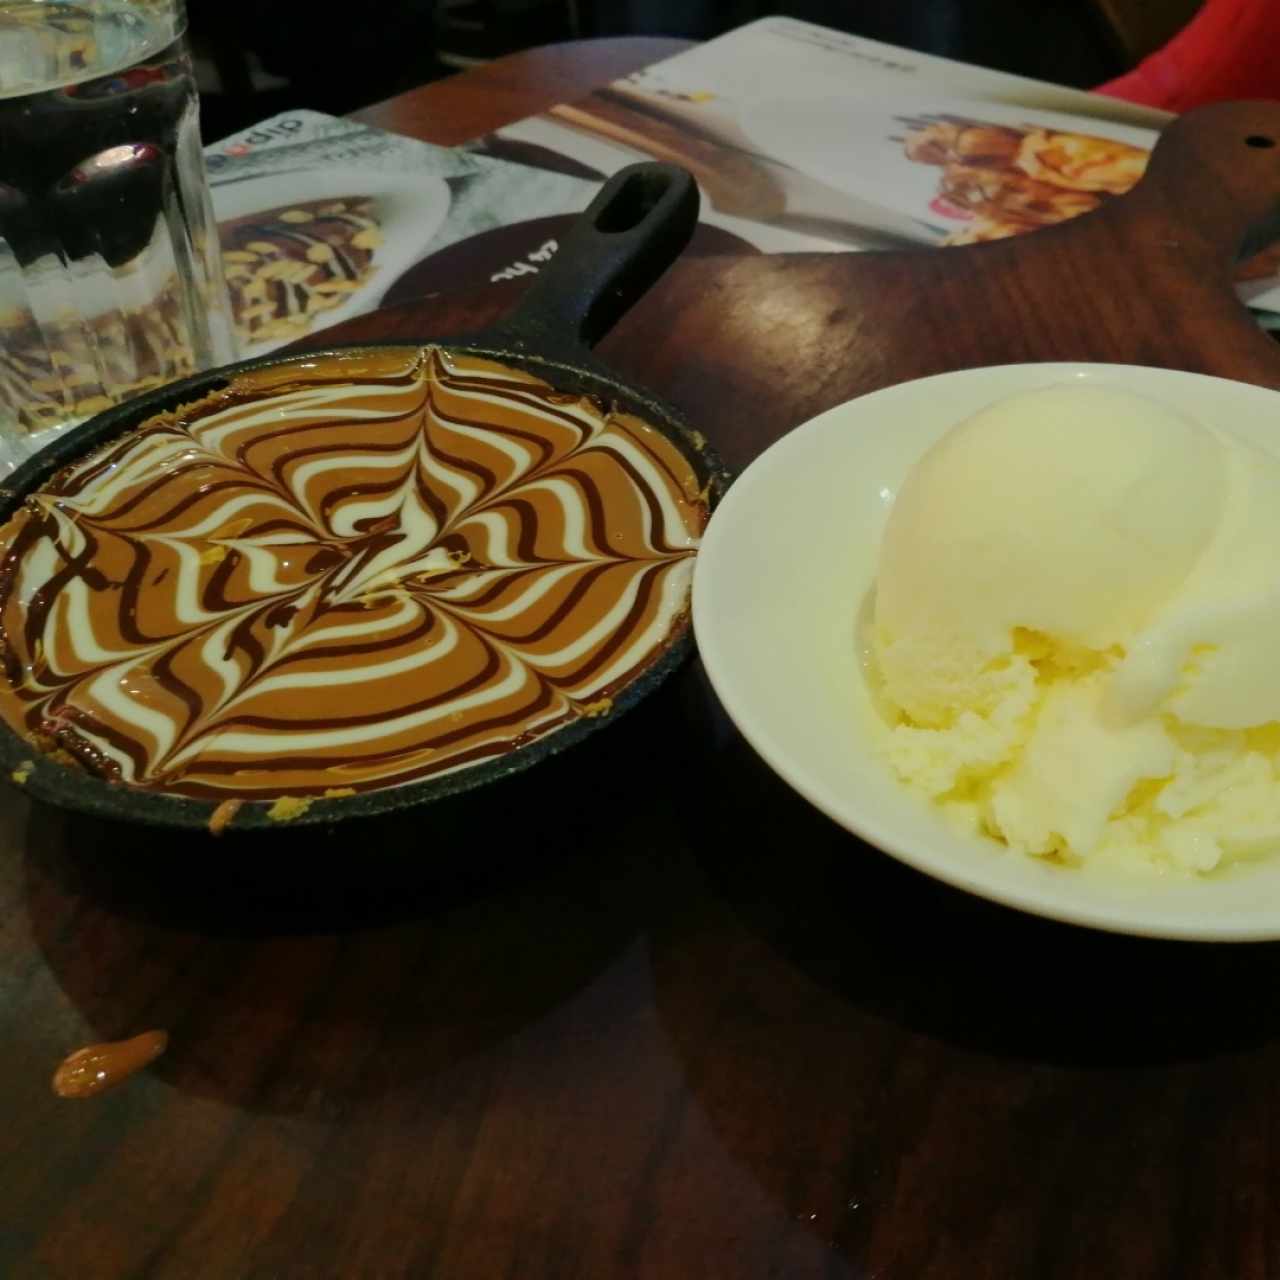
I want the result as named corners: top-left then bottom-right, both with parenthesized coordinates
top-left (0, 162), bottom-right (730, 831)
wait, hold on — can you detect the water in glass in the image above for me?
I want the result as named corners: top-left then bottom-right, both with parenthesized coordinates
top-left (0, 0), bottom-right (235, 465)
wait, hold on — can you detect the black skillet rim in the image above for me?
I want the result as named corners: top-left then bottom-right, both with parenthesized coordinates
top-left (0, 341), bottom-right (732, 832)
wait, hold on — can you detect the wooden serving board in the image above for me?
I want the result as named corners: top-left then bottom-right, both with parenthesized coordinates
top-left (310, 100), bottom-right (1280, 474)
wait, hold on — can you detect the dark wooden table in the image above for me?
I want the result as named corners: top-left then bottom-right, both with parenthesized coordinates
top-left (9, 38), bottom-right (1280, 1280)
top-left (353, 37), bottom-right (692, 143)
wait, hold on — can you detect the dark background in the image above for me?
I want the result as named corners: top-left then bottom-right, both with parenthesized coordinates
top-left (188, 0), bottom-right (1188, 141)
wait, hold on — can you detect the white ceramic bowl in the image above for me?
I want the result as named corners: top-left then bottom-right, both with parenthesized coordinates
top-left (693, 363), bottom-right (1280, 941)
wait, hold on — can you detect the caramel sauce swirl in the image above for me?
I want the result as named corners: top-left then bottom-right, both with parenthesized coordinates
top-left (0, 348), bottom-right (707, 799)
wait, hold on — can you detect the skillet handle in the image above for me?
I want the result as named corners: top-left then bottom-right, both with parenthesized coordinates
top-left (484, 162), bottom-right (699, 353)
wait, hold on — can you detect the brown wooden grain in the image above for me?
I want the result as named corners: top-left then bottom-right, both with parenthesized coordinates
top-left (352, 37), bottom-right (692, 145)
top-left (7, 47), bottom-right (1280, 1280)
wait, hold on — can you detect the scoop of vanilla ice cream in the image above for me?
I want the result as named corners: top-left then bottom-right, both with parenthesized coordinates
top-left (873, 384), bottom-right (1280, 873)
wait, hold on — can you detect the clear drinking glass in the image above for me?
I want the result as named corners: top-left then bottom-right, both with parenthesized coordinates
top-left (0, 0), bottom-right (235, 469)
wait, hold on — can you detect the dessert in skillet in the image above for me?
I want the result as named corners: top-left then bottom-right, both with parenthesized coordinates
top-left (0, 347), bottom-right (707, 800)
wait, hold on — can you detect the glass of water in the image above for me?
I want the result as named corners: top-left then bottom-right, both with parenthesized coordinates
top-left (0, 0), bottom-right (235, 470)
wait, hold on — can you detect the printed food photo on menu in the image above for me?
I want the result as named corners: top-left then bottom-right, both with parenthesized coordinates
top-left (894, 111), bottom-right (1280, 278)
top-left (896, 116), bottom-right (1147, 241)
top-left (219, 197), bottom-right (382, 346)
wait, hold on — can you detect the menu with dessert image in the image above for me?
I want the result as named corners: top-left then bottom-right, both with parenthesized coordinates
top-left (206, 110), bottom-right (602, 355)
top-left (201, 16), bottom-right (1280, 358)
top-left (478, 16), bottom-right (1280, 320)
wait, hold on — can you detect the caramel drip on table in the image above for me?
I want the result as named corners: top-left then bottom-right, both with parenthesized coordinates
top-left (0, 347), bottom-right (707, 799)
top-left (52, 1030), bottom-right (169, 1099)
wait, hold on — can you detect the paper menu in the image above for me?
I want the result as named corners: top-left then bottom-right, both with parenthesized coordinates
top-left (484, 16), bottom-right (1280, 314)
top-left (205, 110), bottom-right (600, 355)
top-left (619, 17), bottom-right (1171, 128)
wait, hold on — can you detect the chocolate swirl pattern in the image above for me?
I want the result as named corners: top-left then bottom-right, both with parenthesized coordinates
top-left (0, 347), bottom-right (707, 800)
